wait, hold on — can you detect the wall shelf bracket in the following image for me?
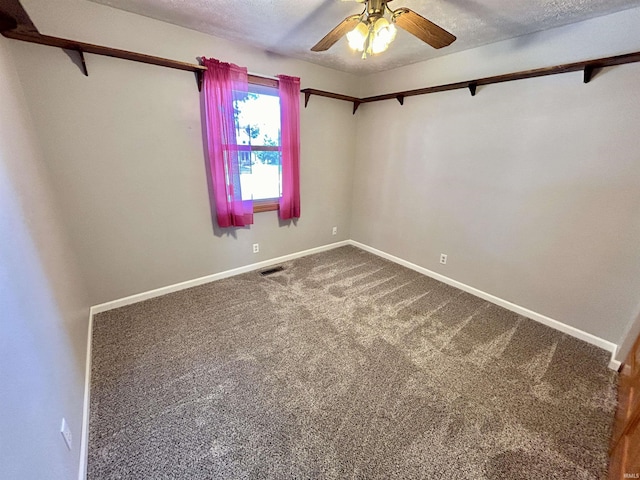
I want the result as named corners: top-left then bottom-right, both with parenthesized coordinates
top-left (0, 13), bottom-right (17, 32)
top-left (195, 58), bottom-right (204, 92)
top-left (196, 70), bottom-right (203, 92)
top-left (62, 47), bottom-right (89, 76)
top-left (77, 49), bottom-right (88, 76)
top-left (583, 65), bottom-right (597, 84)
top-left (304, 91), bottom-right (311, 108)
top-left (353, 101), bottom-right (361, 114)
top-left (396, 95), bottom-right (404, 105)
top-left (468, 82), bottom-right (477, 96)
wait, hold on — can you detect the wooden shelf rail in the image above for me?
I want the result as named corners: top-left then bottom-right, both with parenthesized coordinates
top-left (360, 50), bottom-right (640, 103)
top-left (2, 0), bottom-right (640, 110)
top-left (1, 28), bottom-right (209, 87)
top-left (2, 29), bottom-right (206, 73)
top-left (302, 50), bottom-right (640, 112)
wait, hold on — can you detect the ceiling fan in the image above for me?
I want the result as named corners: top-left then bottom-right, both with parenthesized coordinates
top-left (311, 0), bottom-right (456, 58)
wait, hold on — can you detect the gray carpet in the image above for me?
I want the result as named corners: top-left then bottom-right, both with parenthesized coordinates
top-left (89, 246), bottom-right (617, 479)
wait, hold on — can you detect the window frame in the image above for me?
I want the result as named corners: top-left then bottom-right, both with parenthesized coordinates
top-left (244, 74), bottom-right (280, 213)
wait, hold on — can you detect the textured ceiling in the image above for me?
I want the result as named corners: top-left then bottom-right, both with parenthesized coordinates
top-left (87, 0), bottom-right (640, 74)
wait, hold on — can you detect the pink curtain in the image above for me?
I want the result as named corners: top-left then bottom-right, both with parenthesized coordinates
top-left (277, 75), bottom-right (301, 220)
top-left (202, 58), bottom-right (253, 227)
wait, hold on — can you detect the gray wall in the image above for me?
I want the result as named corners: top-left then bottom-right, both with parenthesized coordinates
top-left (351, 9), bottom-right (640, 345)
top-left (5, 3), bottom-right (640, 479)
top-left (10, 1), bottom-right (640, 348)
top-left (0, 37), bottom-right (90, 479)
top-left (13, 0), bottom-right (359, 306)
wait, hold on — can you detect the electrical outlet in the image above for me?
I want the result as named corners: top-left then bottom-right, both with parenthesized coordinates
top-left (252, 243), bottom-right (259, 254)
top-left (332, 226), bottom-right (337, 236)
top-left (60, 418), bottom-right (72, 451)
top-left (440, 254), bottom-right (447, 265)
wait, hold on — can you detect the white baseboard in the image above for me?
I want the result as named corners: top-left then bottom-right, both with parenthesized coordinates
top-left (79, 240), bottom-right (349, 479)
top-left (79, 237), bottom-right (621, 478)
top-left (609, 353), bottom-right (622, 372)
top-left (91, 240), bottom-right (350, 315)
top-left (78, 308), bottom-right (94, 480)
top-left (348, 240), bottom-right (619, 370)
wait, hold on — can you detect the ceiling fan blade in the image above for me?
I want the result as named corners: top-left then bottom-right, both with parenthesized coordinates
top-left (311, 15), bottom-right (361, 52)
top-left (393, 8), bottom-right (456, 49)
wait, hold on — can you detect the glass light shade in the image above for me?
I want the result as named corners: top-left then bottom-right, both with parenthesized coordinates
top-left (379, 22), bottom-right (397, 44)
top-left (373, 17), bottom-right (390, 33)
top-left (347, 22), bottom-right (369, 52)
top-left (370, 17), bottom-right (397, 54)
top-left (370, 35), bottom-right (388, 54)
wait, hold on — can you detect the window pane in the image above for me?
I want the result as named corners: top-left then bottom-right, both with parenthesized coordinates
top-left (240, 152), bottom-right (282, 201)
top-left (234, 91), bottom-right (281, 148)
top-left (235, 87), bottom-right (282, 202)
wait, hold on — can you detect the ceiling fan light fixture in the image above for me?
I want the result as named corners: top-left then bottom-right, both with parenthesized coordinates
top-left (348, 10), bottom-right (397, 58)
top-left (346, 20), bottom-right (369, 51)
top-left (311, 1), bottom-right (456, 56)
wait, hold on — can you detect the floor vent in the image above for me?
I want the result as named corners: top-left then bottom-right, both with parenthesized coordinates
top-left (260, 266), bottom-right (285, 276)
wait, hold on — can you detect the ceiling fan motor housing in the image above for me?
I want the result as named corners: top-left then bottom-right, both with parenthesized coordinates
top-left (366, 0), bottom-right (388, 20)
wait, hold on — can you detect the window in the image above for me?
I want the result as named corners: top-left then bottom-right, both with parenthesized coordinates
top-left (201, 58), bottom-right (300, 227)
top-left (234, 77), bottom-right (282, 212)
